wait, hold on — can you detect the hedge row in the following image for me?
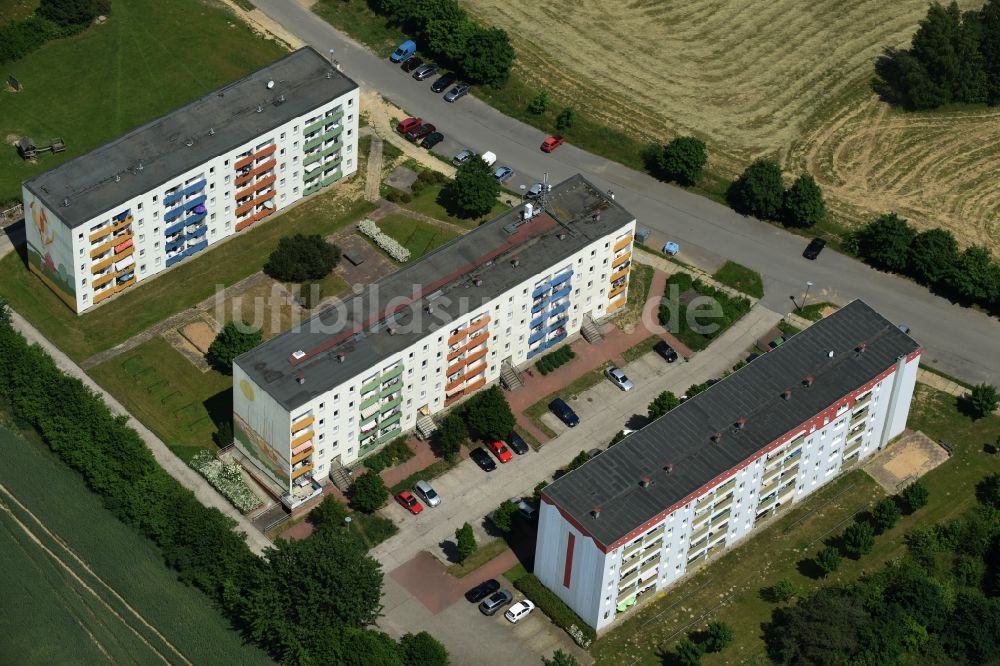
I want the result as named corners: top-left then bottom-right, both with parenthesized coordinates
top-left (536, 346), bottom-right (575, 375)
top-left (514, 574), bottom-right (595, 647)
top-left (361, 436), bottom-right (414, 474)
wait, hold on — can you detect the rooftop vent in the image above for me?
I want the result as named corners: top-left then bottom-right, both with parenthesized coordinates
top-left (855, 342), bottom-right (867, 354)
top-left (185, 138), bottom-right (194, 147)
top-left (473, 277), bottom-right (483, 287)
top-left (827, 350), bottom-right (835, 358)
top-left (711, 431), bottom-right (723, 442)
top-left (592, 507), bottom-right (601, 519)
top-left (336, 353), bottom-right (345, 363)
top-left (387, 326), bottom-right (396, 335)
top-left (640, 477), bottom-right (654, 488)
top-left (782, 388), bottom-right (792, 401)
top-left (325, 71), bottom-right (333, 79)
top-left (803, 375), bottom-right (814, 388)
top-left (558, 233), bottom-right (567, 240)
top-left (296, 374), bottom-right (306, 385)
top-left (735, 417), bottom-right (747, 431)
top-left (425, 304), bottom-right (433, 313)
top-left (208, 127), bottom-right (215, 136)
top-left (266, 80), bottom-right (275, 89)
top-left (292, 350), bottom-right (306, 360)
top-left (523, 202), bottom-right (534, 220)
top-left (137, 161), bottom-right (144, 171)
top-left (61, 198), bottom-right (70, 207)
top-left (664, 463), bottom-right (674, 474)
top-left (256, 105), bottom-right (263, 113)
top-left (115, 174), bottom-right (121, 182)
top-left (511, 257), bottom-right (520, 268)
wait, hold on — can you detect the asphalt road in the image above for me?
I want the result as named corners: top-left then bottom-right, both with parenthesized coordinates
top-left (251, 0), bottom-right (1000, 385)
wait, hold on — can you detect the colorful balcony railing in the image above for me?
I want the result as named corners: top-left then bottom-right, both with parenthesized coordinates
top-left (164, 195), bottom-right (207, 222)
top-left (163, 179), bottom-right (206, 207)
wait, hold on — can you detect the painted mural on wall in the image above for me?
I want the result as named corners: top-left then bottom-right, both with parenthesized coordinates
top-left (233, 396), bottom-right (290, 489)
top-left (24, 192), bottom-right (76, 306)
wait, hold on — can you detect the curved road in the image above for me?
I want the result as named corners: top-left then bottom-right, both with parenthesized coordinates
top-left (252, 0), bottom-right (1000, 385)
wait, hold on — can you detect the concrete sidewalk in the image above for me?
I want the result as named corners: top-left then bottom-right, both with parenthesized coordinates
top-left (9, 309), bottom-right (272, 555)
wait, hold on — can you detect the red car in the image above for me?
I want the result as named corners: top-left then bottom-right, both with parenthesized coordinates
top-left (405, 123), bottom-right (436, 142)
top-left (397, 117), bottom-right (423, 134)
top-left (540, 135), bottom-right (564, 152)
top-left (488, 440), bottom-right (513, 464)
top-left (395, 490), bottom-right (424, 514)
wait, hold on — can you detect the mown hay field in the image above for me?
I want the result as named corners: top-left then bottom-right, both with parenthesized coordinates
top-left (466, 0), bottom-right (999, 251)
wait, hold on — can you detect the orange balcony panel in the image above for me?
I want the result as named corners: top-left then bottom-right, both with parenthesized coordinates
top-left (253, 144), bottom-right (277, 160)
top-left (234, 174), bottom-right (277, 201)
top-left (607, 295), bottom-right (627, 313)
top-left (447, 331), bottom-right (489, 361)
top-left (235, 190), bottom-right (276, 217)
top-left (291, 463), bottom-right (314, 480)
top-left (291, 430), bottom-right (314, 448)
top-left (444, 392), bottom-right (465, 408)
top-left (612, 251), bottom-right (632, 269)
top-left (447, 329), bottom-right (469, 347)
top-left (90, 236), bottom-right (119, 259)
top-left (91, 271), bottom-right (116, 289)
top-left (114, 246), bottom-right (135, 263)
top-left (111, 215), bottom-right (133, 234)
top-left (608, 282), bottom-right (628, 299)
top-left (234, 207), bottom-right (274, 232)
top-left (92, 285), bottom-right (116, 304)
top-left (610, 266), bottom-right (630, 284)
top-left (91, 255), bottom-right (115, 274)
top-left (116, 276), bottom-right (136, 292)
top-left (464, 376), bottom-right (487, 394)
top-left (235, 158), bottom-right (277, 187)
top-left (234, 153), bottom-right (254, 170)
top-left (89, 225), bottom-right (112, 243)
top-left (613, 235), bottom-right (634, 253)
top-left (291, 447), bottom-right (314, 464)
top-left (446, 346), bottom-right (488, 377)
top-left (291, 415), bottom-right (315, 433)
top-left (466, 316), bottom-right (491, 336)
top-left (114, 237), bottom-right (134, 254)
top-left (446, 361), bottom-right (488, 392)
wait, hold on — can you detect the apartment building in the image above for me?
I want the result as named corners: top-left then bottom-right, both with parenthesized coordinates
top-left (232, 175), bottom-right (637, 511)
top-left (535, 300), bottom-right (921, 632)
top-left (21, 47), bottom-right (359, 313)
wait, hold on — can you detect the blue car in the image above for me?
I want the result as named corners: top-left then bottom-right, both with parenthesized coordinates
top-left (390, 40), bottom-right (416, 63)
top-left (494, 166), bottom-right (514, 183)
top-left (549, 398), bottom-right (579, 427)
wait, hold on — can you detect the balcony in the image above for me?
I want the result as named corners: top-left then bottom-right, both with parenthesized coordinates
top-left (622, 540), bottom-right (642, 560)
top-left (235, 190), bottom-right (276, 217)
top-left (854, 393), bottom-right (873, 410)
top-left (291, 429), bottom-right (314, 448)
top-left (164, 179), bottom-right (206, 207)
top-left (186, 225), bottom-right (207, 242)
top-left (185, 240), bottom-right (208, 257)
top-left (550, 284), bottom-right (572, 302)
top-left (711, 508), bottom-right (731, 527)
top-left (608, 295), bottom-right (627, 313)
top-left (610, 266), bottom-right (630, 284)
top-left (531, 281), bottom-right (552, 299)
top-left (291, 463), bottom-right (314, 480)
top-left (291, 414), bottom-right (315, 433)
top-left (234, 174), bottom-right (276, 201)
top-left (713, 495), bottom-right (734, 514)
top-left (639, 556), bottom-right (660, 577)
top-left (689, 522), bottom-right (710, 544)
top-left (618, 569), bottom-right (640, 592)
top-left (643, 526), bottom-right (666, 545)
top-left (163, 194), bottom-right (207, 223)
top-left (380, 395), bottom-right (402, 413)
top-left (165, 236), bottom-right (185, 253)
top-left (303, 142), bottom-right (343, 166)
top-left (379, 411), bottom-right (402, 430)
top-left (843, 440), bottom-right (863, 458)
top-left (613, 234), bottom-right (634, 253)
top-left (291, 447), bottom-right (313, 465)
top-left (375, 427), bottom-right (402, 447)
top-left (612, 251), bottom-right (632, 269)
top-left (608, 282), bottom-right (628, 299)
top-left (235, 158), bottom-right (277, 187)
top-left (320, 170), bottom-right (342, 187)
top-left (850, 411), bottom-right (869, 428)
top-left (761, 467), bottom-right (781, 487)
top-left (550, 270), bottom-right (573, 288)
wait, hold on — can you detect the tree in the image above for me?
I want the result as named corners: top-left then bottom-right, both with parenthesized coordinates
top-left (842, 521), bottom-right (876, 559)
top-left (702, 622), bottom-right (734, 653)
top-left (967, 383), bottom-right (1000, 419)
top-left (565, 450), bottom-right (590, 473)
top-left (648, 390), bottom-right (680, 420)
top-left (400, 631), bottom-right (449, 666)
top-left (532, 480), bottom-right (549, 506)
top-left (455, 522), bottom-right (476, 563)
top-left (764, 588), bottom-right (872, 664)
top-left (871, 497), bottom-right (902, 534)
top-left (425, 15), bottom-right (475, 62)
top-left (336, 627), bottom-right (404, 666)
top-left (609, 430), bottom-right (627, 446)
top-left (542, 649), bottom-right (580, 666)
top-left (434, 414), bottom-right (467, 462)
top-left (815, 546), bottom-right (843, 575)
top-left (656, 136), bottom-right (707, 186)
top-left (908, 228), bottom-right (959, 286)
top-left (683, 382), bottom-right (709, 400)
top-left (207, 320), bottom-right (262, 372)
top-left (38, 0), bottom-right (99, 27)
top-left (729, 159), bottom-right (785, 220)
top-left (264, 234), bottom-right (341, 282)
top-left (310, 496), bottom-right (348, 531)
top-left (782, 173), bottom-right (826, 228)
top-left (441, 156), bottom-right (499, 218)
top-left (947, 245), bottom-right (1000, 303)
top-left (463, 386), bottom-right (515, 441)
top-left (764, 579), bottom-right (798, 603)
top-left (351, 470), bottom-right (388, 513)
top-left (460, 26), bottom-right (515, 86)
top-left (528, 91), bottom-right (550, 115)
top-left (854, 213), bottom-right (916, 273)
top-left (975, 473), bottom-right (1000, 509)
top-left (898, 481), bottom-right (930, 514)
top-left (555, 106), bottom-right (576, 131)
top-left (983, 0), bottom-right (1000, 104)
top-left (492, 499), bottom-right (517, 532)
top-left (674, 636), bottom-right (703, 666)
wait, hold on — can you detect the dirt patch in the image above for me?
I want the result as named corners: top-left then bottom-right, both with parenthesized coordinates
top-left (863, 429), bottom-right (950, 493)
top-left (179, 319), bottom-right (218, 355)
top-left (216, 0), bottom-right (303, 49)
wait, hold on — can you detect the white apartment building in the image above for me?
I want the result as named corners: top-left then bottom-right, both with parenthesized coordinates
top-left (21, 47), bottom-right (359, 313)
top-left (535, 300), bottom-right (921, 632)
top-left (232, 175), bottom-right (637, 512)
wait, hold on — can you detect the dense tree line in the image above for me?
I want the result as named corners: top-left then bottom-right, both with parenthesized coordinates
top-left (765, 474), bottom-right (1000, 665)
top-left (850, 213), bottom-right (1000, 312)
top-left (0, 303), bottom-right (446, 665)
top-left (370, 0), bottom-right (515, 86)
top-left (0, 0), bottom-right (108, 64)
top-left (728, 159), bottom-right (826, 228)
top-left (877, 0), bottom-right (1000, 109)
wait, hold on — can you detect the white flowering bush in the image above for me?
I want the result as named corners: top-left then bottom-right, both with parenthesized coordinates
top-left (567, 624), bottom-right (592, 649)
top-left (190, 450), bottom-right (263, 513)
top-left (358, 218), bottom-right (411, 262)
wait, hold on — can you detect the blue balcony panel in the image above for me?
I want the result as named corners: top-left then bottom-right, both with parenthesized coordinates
top-left (547, 317), bottom-right (569, 335)
top-left (163, 195), bottom-right (207, 222)
top-left (531, 299), bottom-right (549, 314)
top-left (184, 211), bottom-right (206, 227)
top-left (531, 282), bottom-right (551, 299)
top-left (185, 240), bottom-right (208, 257)
top-left (550, 270), bottom-right (573, 288)
top-left (548, 332), bottom-right (568, 346)
top-left (165, 237), bottom-right (185, 253)
top-left (547, 300), bottom-right (571, 319)
top-left (113, 209), bottom-right (131, 222)
top-left (164, 220), bottom-right (186, 236)
top-left (186, 225), bottom-right (207, 241)
top-left (528, 328), bottom-right (547, 345)
top-left (165, 254), bottom-right (184, 268)
top-left (551, 285), bottom-right (572, 302)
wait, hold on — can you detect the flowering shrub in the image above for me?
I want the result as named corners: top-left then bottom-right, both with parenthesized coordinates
top-left (190, 450), bottom-right (263, 513)
top-left (358, 218), bottom-right (411, 262)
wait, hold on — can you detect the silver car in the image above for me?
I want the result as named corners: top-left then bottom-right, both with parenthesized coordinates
top-left (452, 149), bottom-right (475, 166)
top-left (605, 366), bottom-right (634, 391)
top-left (412, 63), bottom-right (438, 81)
top-left (414, 479), bottom-right (440, 507)
top-left (444, 82), bottom-right (471, 102)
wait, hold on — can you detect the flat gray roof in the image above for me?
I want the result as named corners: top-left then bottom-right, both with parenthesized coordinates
top-left (24, 47), bottom-right (357, 228)
top-left (543, 300), bottom-right (920, 548)
top-left (236, 174), bottom-right (635, 411)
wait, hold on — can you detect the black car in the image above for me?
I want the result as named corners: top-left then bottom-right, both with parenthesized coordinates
top-left (506, 430), bottom-right (529, 455)
top-left (803, 237), bottom-right (826, 260)
top-left (420, 131), bottom-right (444, 149)
top-left (400, 56), bottom-right (423, 73)
top-left (654, 340), bottom-right (678, 363)
top-left (549, 398), bottom-right (580, 427)
top-left (465, 578), bottom-right (500, 603)
top-left (469, 447), bottom-right (497, 472)
top-left (430, 72), bottom-right (457, 93)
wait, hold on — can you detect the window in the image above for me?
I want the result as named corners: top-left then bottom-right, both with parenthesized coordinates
top-left (225, 175), bottom-right (231, 183)
top-left (137, 202), bottom-right (143, 210)
top-left (139, 249), bottom-right (145, 257)
top-left (80, 278), bottom-right (86, 286)
top-left (139, 264), bottom-right (146, 272)
top-left (210, 167), bottom-right (214, 174)
top-left (280, 132), bottom-right (286, 139)
top-left (319, 433), bottom-right (325, 440)
top-left (155, 257), bottom-right (161, 266)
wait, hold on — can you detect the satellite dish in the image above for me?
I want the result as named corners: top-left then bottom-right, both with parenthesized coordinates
top-left (266, 80), bottom-right (274, 89)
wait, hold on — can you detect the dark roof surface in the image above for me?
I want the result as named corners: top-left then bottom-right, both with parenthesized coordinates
top-left (24, 47), bottom-right (357, 228)
top-left (543, 300), bottom-right (919, 548)
top-left (236, 174), bottom-right (635, 410)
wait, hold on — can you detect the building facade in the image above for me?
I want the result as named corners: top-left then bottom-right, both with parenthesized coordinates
top-left (22, 47), bottom-right (359, 313)
top-left (232, 176), bottom-right (637, 510)
top-left (535, 301), bottom-right (921, 632)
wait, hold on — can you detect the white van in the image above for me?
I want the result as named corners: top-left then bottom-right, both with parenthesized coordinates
top-left (481, 151), bottom-right (497, 167)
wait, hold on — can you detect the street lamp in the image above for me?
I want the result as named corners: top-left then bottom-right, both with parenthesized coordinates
top-left (801, 281), bottom-right (814, 311)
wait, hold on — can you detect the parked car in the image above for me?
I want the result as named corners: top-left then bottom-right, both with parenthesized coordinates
top-left (401, 56), bottom-right (423, 73)
top-left (526, 182), bottom-right (544, 199)
top-left (505, 599), bottom-right (535, 623)
top-left (506, 430), bottom-right (529, 455)
top-left (452, 148), bottom-right (475, 166)
top-left (803, 237), bottom-right (826, 260)
top-left (540, 135), bottom-right (564, 152)
top-left (411, 63), bottom-right (438, 81)
top-left (390, 40), bottom-right (416, 63)
top-left (549, 398), bottom-right (579, 427)
top-left (469, 447), bottom-right (497, 472)
top-left (421, 131), bottom-right (444, 150)
top-left (465, 578), bottom-right (500, 603)
top-left (514, 499), bottom-right (537, 521)
top-left (488, 440), bottom-right (513, 463)
top-left (481, 151), bottom-right (497, 167)
top-left (404, 123), bottom-right (436, 142)
top-left (605, 366), bottom-right (634, 391)
top-left (444, 82), bottom-right (471, 102)
top-left (479, 588), bottom-right (514, 616)
top-left (430, 72), bottom-right (457, 93)
top-left (397, 117), bottom-right (422, 134)
top-left (395, 490), bottom-right (423, 515)
top-left (654, 340), bottom-right (678, 363)
top-left (414, 479), bottom-right (440, 508)
top-left (494, 166), bottom-right (514, 183)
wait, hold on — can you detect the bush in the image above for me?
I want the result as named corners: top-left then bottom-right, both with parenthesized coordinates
top-left (535, 346), bottom-right (575, 375)
top-left (491, 499), bottom-right (517, 532)
top-left (351, 470), bottom-right (389, 513)
top-left (555, 106), bottom-right (576, 131)
top-left (434, 414), bottom-right (468, 462)
top-left (674, 636), bottom-right (703, 666)
top-left (872, 497), bottom-right (903, 534)
top-left (189, 450), bottom-right (263, 513)
top-left (455, 522), bottom-right (476, 563)
top-left (648, 391), bottom-right (680, 420)
top-left (655, 136), bottom-right (707, 186)
top-left (528, 91), bottom-right (550, 115)
top-left (207, 320), bottom-right (262, 373)
top-left (842, 521), bottom-right (876, 559)
top-left (310, 495), bottom-right (349, 530)
top-left (38, 0), bottom-right (100, 26)
top-left (385, 189), bottom-right (413, 204)
top-left (362, 437), bottom-right (414, 474)
top-left (264, 233), bottom-right (341, 282)
top-left (908, 228), bottom-right (959, 287)
top-left (564, 450), bottom-right (590, 473)
top-left (763, 579), bottom-right (798, 603)
top-left (358, 218), bottom-right (411, 262)
top-left (701, 621), bottom-right (735, 653)
top-left (513, 575), bottom-right (595, 647)
top-left (853, 213), bottom-right (916, 273)
top-left (400, 632), bottom-right (448, 666)
top-left (782, 173), bottom-right (826, 228)
top-left (0, 17), bottom-right (59, 65)
top-left (728, 159), bottom-right (785, 220)
top-left (897, 481), bottom-right (930, 514)
top-left (462, 386), bottom-right (515, 441)
top-left (967, 383), bottom-right (1000, 419)
top-left (975, 473), bottom-right (1000, 510)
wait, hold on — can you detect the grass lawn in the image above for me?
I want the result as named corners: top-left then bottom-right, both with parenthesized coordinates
top-left (0, 422), bottom-right (272, 666)
top-left (616, 263), bottom-right (655, 330)
top-left (0, 0), bottom-right (37, 23)
top-left (447, 537), bottom-right (510, 577)
top-left (374, 213), bottom-right (460, 261)
top-left (591, 384), bottom-right (1000, 665)
top-left (712, 260), bottom-right (764, 298)
top-left (0, 0), bottom-right (287, 203)
top-left (795, 301), bottom-right (838, 321)
top-left (88, 337), bottom-right (232, 462)
top-left (661, 272), bottom-right (751, 352)
top-left (399, 183), bottom-right (508, 230)
top-left (504, 562), bottom-right (530, 584)
top-left (524, 363), bottom-right (611, 438)
top-left (621, 335), bottom-right (661, 364)
top-left (0, 196), bottom-right (375, 362)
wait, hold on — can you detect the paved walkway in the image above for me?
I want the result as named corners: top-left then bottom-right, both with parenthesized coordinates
top-left (9, 309), bottom-right (272, 555)
top-left (916, 368), bottom-right (968, 398)
top-left (364, 134), bottom-right (384, 203)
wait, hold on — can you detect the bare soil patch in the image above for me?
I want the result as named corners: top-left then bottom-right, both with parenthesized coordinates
top-left (863, 429), bottom-right (950, 493)
top-left (179, 319), bottom-right (218, 355)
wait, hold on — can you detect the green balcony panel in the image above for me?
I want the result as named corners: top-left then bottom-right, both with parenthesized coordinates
top-left (303, 183), bottom-right (322, 197)
top-left (379, 411), bottom-right (402, 430)
top-left (303, 117), bottom-right (327, 136)
top-left (303, 168), bottom-right (322, 183)
top-left (380, 382), bottom-right (402, 399)
top-left (359, 411), bottom-right (378, 428)
top-left (380, 396), bottom-right (402, 413)
top-left (320, 170), bottom-right (342, 187)
top-left (376, 427), bottom-right (402, 446)
top-left (320, 125), bottom-right (344, 143)
top-left (381, 364), bottom-right (404, 382)
top-left (360, 393), bottom-right (380, 411)
top-left (304, 135), bottom-right (324, 152)
top-left (361, 375), bottom-right (382, 394)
